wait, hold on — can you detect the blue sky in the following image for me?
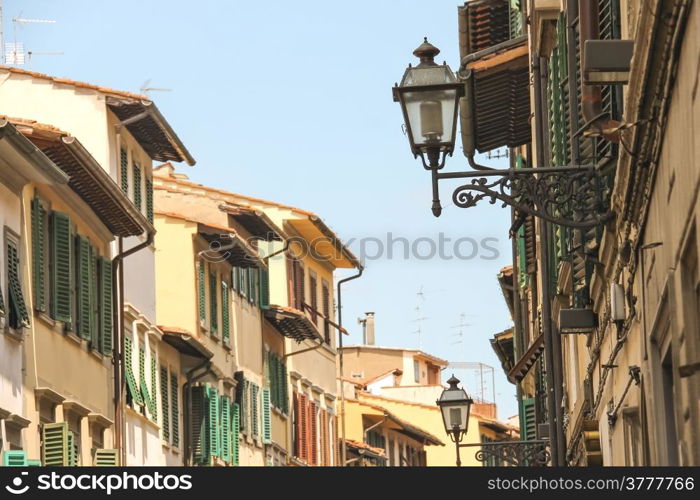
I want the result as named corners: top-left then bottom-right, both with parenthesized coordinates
top-left (5, 0), bottom-right (516, 418)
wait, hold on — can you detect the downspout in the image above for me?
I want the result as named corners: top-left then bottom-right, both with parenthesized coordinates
top-left (183, 360), bottom-right (213, 466)
top-left (363, 415), bottom-right (387, 443)
top-left (336, 265), bottom-right (364, 466)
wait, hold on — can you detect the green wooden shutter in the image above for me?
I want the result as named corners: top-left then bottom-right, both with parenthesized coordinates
top-left (90, 249), bottom-right (99, 348)
top-left (520, 397), bottom-right (536, 441)
top-left (150, 355), bottom-right (158, 420)
top-left (231, 402), bottom-right (240, 466)
top-left (209, 271), bottom-right (218, 335)
top-left (206, 386), bottom-right (220, 458)
top-left (160, 366), bottom-right (170, 441)
top-left (251, 383), bottom-right (260, 439)
top-left (124, 337), bottom-right (144, 406)
top-left (145, 177), bottom-right (154, 224)
top-left (191, 385), bottom-right (208, 465)
top-left (241, 380), bottom-right (249, 435)
top-left (7, 241), bottom-right (30, 329)
top-left (27, 459), bottom-right (42, 466)
top-left (259, 268), bottom-right (270, 309)
top-left (42, 422), bottom-right (70, 466)
top-left (99, 258), bottom-right (113, 356)
top-left (281, 359), bottom-right (289, 414)
top-left (262, 388), bottom-right (272, 444)
top-left (232, 267), bottom-right (239, 293)
top-left (221, 281), bottom-right (230, 345)
top-left (248, 268), bottom-right (256, 304)
top-left (197, 260), bottom-right (206, 325)
top-left (76, 236), bottom-right (92, 340)
top-left (50, 212), bottom-right (72, 323)
top-left (31, 198), bottom-right (46, 312)
top-left (170, 373), bottom-right (179, 446)
top-left (220, 395), bottom-right (231, 463)
top-left (133, 163), bottom-right (142, 210)
top-left (120, 148), bottom-right (129, 194)
top-left (2, 450), bottom-right (27, 466)
top-left (239, 268), bottom-right (248, 299)
top-left (94, 449), bottom-right (119, 466)
top-left (139, 348), bottom-right (157, 420)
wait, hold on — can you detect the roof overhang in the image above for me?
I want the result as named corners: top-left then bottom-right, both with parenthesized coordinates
top-left (107, 96), bottom-right (195, 166)
top-left (357, 401), bottom-right (444, 446)
top-left (497, 266), bottom-right (515, 318)
top-left (458, 0), bottom-right (513, 57)
top-left (490, 328), bottom-right (515, 379)
top-left (197, 223), bottom-right (263, 268)
top-left (508, 333), bottom-right (544, 383)
top-left (286, 216), bottom-right (361, 269)
top-left (159, 326), bottom-right (213, 360)
top-left (264, 305), bottom-right (323, 343)
top-left (11, 119), bottom-right (150, 237)
top-left (219, 204), bottom-right (284, 242)
top-left (343, 439), bottom-right (386, 460)
top-left (460, 36), bottom-right (531, 155)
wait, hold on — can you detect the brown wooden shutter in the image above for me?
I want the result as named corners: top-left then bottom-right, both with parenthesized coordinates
top-left (308, 400), bottom-right (317, 465)
top-left (320, 409), bottom-right (328, 466)
top-left (294, 261), bottom-right (305, 311)
top-left (322, 283), bottom-right (330, 342)
top-left (286, 254), bottom-right (295, 308)
top-left (309, 274), bottom-right (318, 323)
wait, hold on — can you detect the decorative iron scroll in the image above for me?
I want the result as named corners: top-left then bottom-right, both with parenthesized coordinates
top-left (472, 440), bottom-right (551, 467)
top-left (449, 167), bottom-right (613, 229)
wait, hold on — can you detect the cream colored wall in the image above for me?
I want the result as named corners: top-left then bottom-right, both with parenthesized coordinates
top-left (377, 386), bottom-right (443, 407)
top-left (343, 348), bottom-right (404, 381)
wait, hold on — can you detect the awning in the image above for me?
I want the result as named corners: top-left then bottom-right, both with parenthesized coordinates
top-left (508, 333), bottom-right (544, 383)
top-left (460, 36), bottom-right (531, 154)
top-left (264, 305), bottom-right (323, 343)
top-left (219, 204), bottom-right (283, 242)
top-left (12, 118), bottom-right (151, 237)
top-left (197, 223), bottom-right (263, 268)
top-left (159, 326), bottom-right (213, 360)
top-left (107, 96), bottom-right (195, 166)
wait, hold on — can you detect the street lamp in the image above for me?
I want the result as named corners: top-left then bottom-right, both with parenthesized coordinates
top-left (437, 375), bottom-right (473, 466)
top-left (393, 38), bottom-right (463, 216)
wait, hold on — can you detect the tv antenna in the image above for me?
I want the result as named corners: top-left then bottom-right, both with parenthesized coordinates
top-left (0, 4), bottom-right (59, 66)
top-left (140, 79), bottom-right (173, 98)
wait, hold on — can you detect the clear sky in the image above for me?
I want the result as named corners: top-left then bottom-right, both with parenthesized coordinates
top-left (4, 0), bottom-right (517, 418)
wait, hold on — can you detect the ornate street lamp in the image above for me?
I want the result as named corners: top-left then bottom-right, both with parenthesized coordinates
top-left (436, 376), bottom-right (473, 466)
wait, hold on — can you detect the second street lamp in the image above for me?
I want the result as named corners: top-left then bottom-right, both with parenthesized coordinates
top-left (436, 376), bottom-right (473, 467)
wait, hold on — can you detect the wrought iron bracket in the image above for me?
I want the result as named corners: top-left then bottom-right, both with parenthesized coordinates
top-left (429, 165), bottom-right (614, 228)
top-left (459, 440), bottom-right (551, 466)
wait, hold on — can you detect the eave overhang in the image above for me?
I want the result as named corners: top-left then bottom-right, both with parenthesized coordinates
top-left (219, 204), bottom-right (284, 242)
top-left (264, 305), bottom-right (323, 343)
top-left (286, 216), bottom-right (361, 270)
top-left (490, 327), bottom-right (515, 379)
top-left (507, 333), bottom-right (544, 383)
top-left (197, 223), bottom-right (263, 268)
top-left (159, 326), bottom-right (213, 360)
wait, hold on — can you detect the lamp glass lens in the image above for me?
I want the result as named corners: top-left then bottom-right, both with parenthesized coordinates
top-left (403, 89), bottom-right (457, 149)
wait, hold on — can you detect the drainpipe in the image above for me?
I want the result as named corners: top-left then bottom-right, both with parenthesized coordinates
top-left (336, 265), bottom-right (364, 466)
top-left (183, 360), bottom-right (214, 466)
top-left (578, 0), bottom-right (621, 141)
top-left (363, 415), bottom-right (387, 443)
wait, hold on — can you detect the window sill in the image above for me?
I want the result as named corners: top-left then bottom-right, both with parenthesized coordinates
top-left (66, 331), bottom-right (83, 345)
top-left (125, 406), bottom-right (159, 431)
top-left (3, 326), bottom-right (24, 342)
top-left (271, 407), bottom-right (288, 419)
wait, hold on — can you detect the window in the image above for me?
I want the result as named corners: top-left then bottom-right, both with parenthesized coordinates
top-left (5, 231), bottom-right (30, 330)
top-left (267, 351), bottom-right (289, 413)
top-left (309, 272), bottom-right (318, 324)
top-left (288, 257), bottom-right (305, 311)
top-left (622, 407), bottom-right (642, 466)
top-left (119, 148), bottom-right (129, 195)
top-left (132, 162), bottom-right (142, 210)
top-left (209, 270), bottom-right (218, 336)
top-left (190, 385), bottom-right (237, 466)
top-left (413, 360), bottom-right (420, 383)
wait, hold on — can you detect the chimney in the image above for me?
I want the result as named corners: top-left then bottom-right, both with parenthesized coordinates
top-left (363, 312), bottom-right (375, 345)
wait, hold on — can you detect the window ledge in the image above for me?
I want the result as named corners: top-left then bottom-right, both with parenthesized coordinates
top-left (125, 406), bottom-right (159, 431)
top-left (66, 331), bottom-right (83, 345)
top-left (3, 326), bottom-right (24, 342)
top-left (271, 407), bottom-right (288, 419)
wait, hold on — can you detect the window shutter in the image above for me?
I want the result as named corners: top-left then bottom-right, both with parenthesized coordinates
top-left (170, 373), bottom-right (179, 447)
top-left (320, 409), bottom-right (329, 466)
top-left (145, 177), bottom-right (154, 224)
top-left (248, 268), bottom-right (256, 304)
top-left (231, 402), bottom-right (240, 466)
top-left (281, 360), bottom-right (289, 414)
top-left (76, 236), bottom-right (92, 341)
top-left (251, 383), bottom-right (260, 439)
top-left (67, 431), bottom-right (78, 466)
top-left (7, 241), bottom-right (30, 329)
top-left (94, 449), bottom-right (119, 466)
top-left (99, 258), bottom-right (113, 356)
top-left (197, 260), bottom-right (206, 325)
top-left (124, 337), bottom-right (144, 406)
top-left (2, 450), bottom-right (28, 466)
top-left (220, 395), bottom-right (231, 463)
top-left (309, 275), bottom-right (318, 323)
top-left (521, 397), bottom-right (537, 441)
top-left (262, 388), bottom-right (271, 444)
top-left (259, 268), bottom-right (270, 309)
top-left (139, 347), bottom-right (152, 413)
top-left (42, 422), bottom-right (70, 466)
top-left (309, 402), bottom-right (317, 465)
top-left (160, 366), bottom-right (170, 441)
top-left (50, 212), bottom-right (72, 323)
top-left (120, 148), bottom-right (129, 194)
top-left (232, 267), bottom-right (239, 293)
top-left (133, 163), bottom-right (142, 210)
top-left (207, 386), bottom-right (220, 458)
top-left (31, 198), bottom-right (46, 312)
top-left (209, 271), bottom-right (218, 335)
top-left (240, 267), bottom-right (248, 299)
top-left (90, 249), bottom-right (99, 348)
top-left (191, 386), bottom-right (209, 465)
top-left (221, 281), bottom-right (230, 345)
top-left (269, 353), bottom-right (278, 409)
top-left (293, 261), bottom-right (305, 310)
top-left (150, 355), bottom-right (158, 421)
top-left (299, 393), bottom-right (308, 462)
top-left (238, 378), bottom-right (249, 435)
top-left (322, 282), bottom-right (330, 341)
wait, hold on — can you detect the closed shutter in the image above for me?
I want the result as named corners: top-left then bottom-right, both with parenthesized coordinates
top-left (240, 379), bottom-right (249, 435)
top-left (248, 268), bottom-right (256, 304)
top-left (76, 236), bottom-right (93, 340)
top-left (221, 281), bottom-right (230, 345)
top-left (207, 386), bottom-right (220, 458)
top-left (259, 268), bottom-right (269, 309)
top-left (50, 212), bottom-right (72, 323)
top-left (232, 267), bottom-right (239, 293)
top-left (280, 360), bottom-right (289, 414)
top-left (124, 337), bottom-right (144, 406)
top-left (120, 148), bottom-right (129, 194)
top-left (7, 240), bottom-right (30, 329)
top-left (322, 282), bottom-right (330, 342)
top-left (94, 449), bottom-right (119, 466)
top-left (297, 393), bottom-right (307, 461)
top-left (231, 402), bottom-right (240, 465)
top-left (220, 395), bottom-right (231, 463)
top-left (521, 397), bottom-right (537, 441)
top-left (31, 198), bottom-right (46, 312)
top-left (309, 274), bottom-right (318, 323)
top-left (239, 267), bottom-right (248, 299)
top-left (307, 400), bottom-right (316, 465)
top-left (191, 385), bottom-right (208, 465)
top-left (160, 366), bottom-right (170, 441)
top-left (67, 431), bottom-right (78, 466)
top-left (170, 373), bottom-right (179, 447)
top-left (251, 383), bottom-right (260, 439)
top-left (320, 409), bottom-right (328, 466)
top-left (2, 450), bottom-right (28, 466)
top-left (133, 163), bottom-right (142, 210)
top-left (293, 260), bottom-right (305, 310)
top-left (42, 422), bottom-right (70, 466)
top-left (262, 388), bottom-right (271, 444)
top-left (99, 258), bottom-right (113, 356)
top-left (145, 177), bottom-right (154, 224)
top-left (139, 347), bottom-right (153, 415)
top-left (197, 260), bottom-right (206, 325)
top-left (209, 271), bottom-right (218, 335)
top-left (150, 355), bottom-right (158, 420)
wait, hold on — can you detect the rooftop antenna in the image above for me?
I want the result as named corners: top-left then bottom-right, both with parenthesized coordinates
top-left (140, 79), bottom-right (173, 98)
top-left (450, 313), bottom-right (472, 360)
top-left (2, 6), bottom-right (59, 66)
